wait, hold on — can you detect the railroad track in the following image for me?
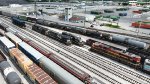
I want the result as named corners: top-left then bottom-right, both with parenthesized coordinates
top-left (17, 27), bottom-right (149, 84)
top-left (25, 19), bottom-right (150, 41)
top-left (1, 18), bottom-right (120, 84)
top-left (1, 18), bottom-right (150, 84)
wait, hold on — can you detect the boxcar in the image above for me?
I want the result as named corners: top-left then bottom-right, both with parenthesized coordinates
top-left (5, 32), bottom-right (22, 48)
top-left (9, 48), bottom-right (57, 84)
top-left (0, 37), bottom-right (15, 54)
top-left (0, 22), bottom-right (9, 31)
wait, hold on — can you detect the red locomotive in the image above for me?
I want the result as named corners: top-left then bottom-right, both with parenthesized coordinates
top-left (90, 42), bottom-right (141, 67)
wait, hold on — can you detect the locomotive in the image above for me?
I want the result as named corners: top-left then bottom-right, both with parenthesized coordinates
top-left (86, 39), bottom-right (150, 72)
top-left (62, 32), bottom-right (84, 46)
top-left (11, 17), bottom-right (26, 28)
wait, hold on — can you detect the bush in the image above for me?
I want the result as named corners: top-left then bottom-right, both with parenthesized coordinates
top-left (105, 24), bottom-right (120, 29)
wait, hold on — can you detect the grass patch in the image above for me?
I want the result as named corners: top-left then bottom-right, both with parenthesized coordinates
top-left (105, 24), bottom-right (120, 29)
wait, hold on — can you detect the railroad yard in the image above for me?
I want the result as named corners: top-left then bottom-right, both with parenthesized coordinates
top-left (0, 1), bottom-right (150, 84)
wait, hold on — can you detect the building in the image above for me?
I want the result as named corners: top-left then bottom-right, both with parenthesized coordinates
top-left (64, 7), bottom-right (72, 21)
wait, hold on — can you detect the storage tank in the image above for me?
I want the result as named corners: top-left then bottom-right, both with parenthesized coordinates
top-left (39, 56), bottom-right (84, 84)
top-left (127, 39), bottom-right (147, 49)
top-left (110, 35), bottom-right (126, 42)
top-left (0, 61), bottom-right (21, 84)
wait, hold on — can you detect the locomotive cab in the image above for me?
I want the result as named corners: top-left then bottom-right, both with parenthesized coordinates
top-left (143, 57), bottom-right (150, 72)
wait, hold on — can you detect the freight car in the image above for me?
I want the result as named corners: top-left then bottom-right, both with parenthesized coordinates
top-left (32, 24), bottom-right (48, 35)
top-left (32, 24), bottom-right (72, 45)
top-left (0, 61), bottom-right (21, 84)
top-left (119, 13), bottom-right (127, 16)
top-left (0, 21), bottom-right (9, 31)
top-left (0, 37), bottom-right (15, 54)
top-left (34, 19), bottom-right (150, 51)
top-left (17, 42), bottom-right (84, 84)
top-left (62, 32), bottom-right (84, 46)
top-left (11, 17), bottom-right (26, 28)
top-left (25, 40), bottom-right (91, 83)
top-left (132, 10), bottom-right (142, 14)
top-left (45, 30), bottom-right (72, 45)
top-left (0, 29), bottom-right (5, 36)
top-left (5, 32), bottom-right (22, 47)
top-left (90, 77), bottom-right (105, 84)
top-left (0, 29), bottom-right (84, 83)
top-left (116, 8), bottom-right (129, 11)
top-left (9, 48), bottom-right (57, 84)
top-left (0, 39), bottom-right (21, 84)
top-left (104, 9), bottom-right (114, 13)
top-left (90, 42), bottom-right (141, 68)
top-left (26, 16), bottom-right (37, 23)
top-left (131, 21), bottom-right (150, 29)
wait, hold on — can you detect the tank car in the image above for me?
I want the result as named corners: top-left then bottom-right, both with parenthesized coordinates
top-left (0, 61), bottom-right (21, 84)
top-left (36, 19), bottom-right (45, 25)
top-left (100, 33), bottom-right (110, 40)
top-left (110, 35), bottom-right (127, 43)
top-left (45, 30), bottom-right (72, 45)
top-left (85, 30), bottom-right (101, 38)
top-left (127, 39), bottom-right (148, 49)
top-left (32, 24), bottom-right (48, 35)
